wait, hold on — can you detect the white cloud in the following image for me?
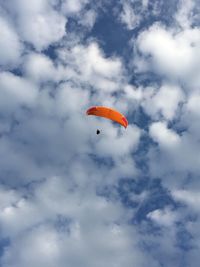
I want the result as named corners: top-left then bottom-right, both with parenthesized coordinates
top-left (143, 84), bottom-right (184, 121)
top-left (79, 10), bottom-right (97, 29)
top-left (120, 2), bottom-right (140, 30)
top-left (0, 72), bottom-right (38, 113)
top-left (136, 24), bottom-right (200, 86)
top-left (0, 16), bottom-right (22, 67)
top-left (1, 0), bottom-right (199, 266)
top-left (124, 85), bottom-right (143, 102)
top-left (61, 0), bottom-right (89, 15)
top-left (0, 136), bottom-right (47, 186)
top-left (2, 223), bottom-right (148, 267)
top-left (23, 53), bottom-right (56, 82)
top-left (84, 43), bottom-right (122, 78)
top-left (3, 0), bottom-right (67, 51)
top-left (182, 91), bottom-right (200, 137)
top-left (137, 20), bottom-right (200, 186)
top-left (147, 207), bottom-right (178, 227)
top-left (3, 0), bottom-right (49, 15)
top-left (149, 121), bottom-right (181, 149)
top-left (0, 44), bottom-right (134, 185)
top-left (95, 124), bottom-right (140, 159)
top-left (57, 42), bottom-right (123, 92)
top-left (0, 196), bottom-right (42, 237)
top-left (55, 82), bottom-right (89, 116)
top-left (148, 129), bottom-right (200, 182)
top-left (142, 0), bottom-right (149, 9)
top-left (0, 176), bottom-right (157, 267)
top-left (2, 226), bottom-right (61, 267)
top-left (187, 91), bottom-right (200, 116)
top-left (175, 0), bottom-right (195, 29)
top-left (172, 189), bottom-right (200, 211)
top-left (0, 186), bottom-right (20, 210)
top-left (18, 10), bottom-right (66, 51)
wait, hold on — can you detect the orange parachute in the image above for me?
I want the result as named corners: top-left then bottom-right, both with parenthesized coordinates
top-left (86, 106), bottom-right (128, 128)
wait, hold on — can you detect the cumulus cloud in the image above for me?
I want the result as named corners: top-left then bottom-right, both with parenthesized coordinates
top-left (0, 35), bottom-right (136, 187)
top-left (0, 0), bottom-right (200, 266)
top-left (134, 9), bottom-right (200, 191)
top-left (148, 119), bottom-right (200, 181)
top-left (0, 16), bottom-right (22, 67)
top-left (3, 0), bottom-right (49, 14)
top-left (57, 42), bottom-right (124, 93)
top-left (95, 125), bottom-right (140, 158)
top-left (120, 2), bottom-right (140, 30)
top-left (136, 24), bottom-right (200, 87)
top-left (2, 0), bottom-right (67, 51)
top-left (0, 177), bottom-right (156, 267)
top-left (149, 121), bottom-right (181, 149)
top-left (0, 72), bottom-right (38, 113)
top-left (61, 0), bottom-right (89, 15)
top-left (186, 91), bottom-right (200, 117)
top-left (175, 0), bottom-right (195, 29)
top-left (142, 0), bottom-right (149, 9)
top-left (124, 85), bottom-right (143, 102)
top-left (18, 10), bottom-right (66, 51)
top-left (79, 9), bottom-right (97, 29)
top-left (147, 207), bottom-right (178, 227)
top-left (23, 53), bottom-right (56, 82)
top-left (72, 42), bottom-right (122, 79)
top-left (142, 84), bottom-right (185, 121)
top-left (2, 223), bottom-right (148, 267)
top-left (172, 189), bottom-right (200, 211)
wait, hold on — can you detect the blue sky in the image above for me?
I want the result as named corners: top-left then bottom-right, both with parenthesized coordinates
top-left (0, 0), bottom-right (200, 266)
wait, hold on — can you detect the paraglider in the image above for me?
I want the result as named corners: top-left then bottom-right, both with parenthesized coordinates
top-left (86, 106), bottom-right (128, 134)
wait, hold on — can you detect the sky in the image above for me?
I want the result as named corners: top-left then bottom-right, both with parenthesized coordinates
top-left (0, 0), bottom-right (200, 266)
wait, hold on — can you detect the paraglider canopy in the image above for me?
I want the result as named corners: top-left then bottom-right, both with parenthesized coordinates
top-left (86, 106), bottom-right (128, 128)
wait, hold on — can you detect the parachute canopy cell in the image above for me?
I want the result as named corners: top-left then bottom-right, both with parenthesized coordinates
top-left (86, 106), bottom-right (128, 128)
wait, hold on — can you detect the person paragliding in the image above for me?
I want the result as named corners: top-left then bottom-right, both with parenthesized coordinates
top-left (86, 106), bottom-right (128, 134)
top-left (96, 129), bottom-right (100, 135)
